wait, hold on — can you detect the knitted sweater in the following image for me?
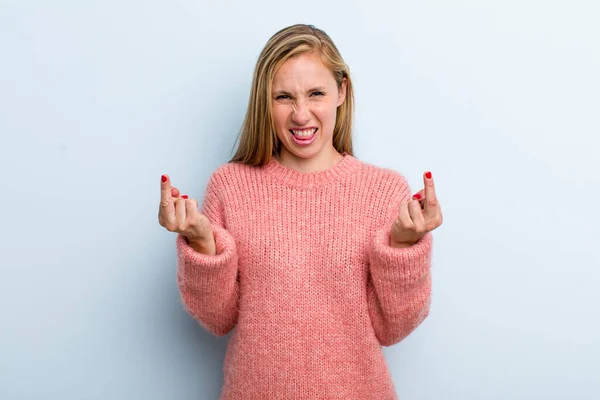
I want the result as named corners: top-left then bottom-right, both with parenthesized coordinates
top-left (176, 153), bottom-right (433, 400)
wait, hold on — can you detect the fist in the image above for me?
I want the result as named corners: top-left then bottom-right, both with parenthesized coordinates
top-left (391, 171), bottom-right (443, 247)
top-left (158, 174), bottom-right (213, 244)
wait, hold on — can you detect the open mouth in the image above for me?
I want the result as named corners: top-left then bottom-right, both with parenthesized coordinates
top-left (290, 127), bottom-right (317, 137)
top-left (290, 128), bottom-right (319, 146)
top-left (289, 128), bottom-right (318, 145)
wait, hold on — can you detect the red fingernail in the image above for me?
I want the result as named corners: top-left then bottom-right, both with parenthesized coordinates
top-left (182, 195), bottom-right (188, 199)
top-left (161, 175), bottom-right (167, 183)
top-left (413, 194), bottom-right (422, 200)
top-left (425, 171), bottom-right (432, 179)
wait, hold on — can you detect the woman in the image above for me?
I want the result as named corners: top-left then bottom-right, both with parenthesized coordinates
top-left (158, 24), bottom-right (443, 400)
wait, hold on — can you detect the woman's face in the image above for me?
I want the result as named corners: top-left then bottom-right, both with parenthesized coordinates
top-left (271, 52), bottom-right (346, 163)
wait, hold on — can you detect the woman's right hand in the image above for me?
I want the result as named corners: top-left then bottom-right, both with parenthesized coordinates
top-left (158, 174), bottom-right (216, 255)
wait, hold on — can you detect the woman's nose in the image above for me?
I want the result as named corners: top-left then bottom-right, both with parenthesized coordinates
top-left (291, 101), bottom-right (310, 125)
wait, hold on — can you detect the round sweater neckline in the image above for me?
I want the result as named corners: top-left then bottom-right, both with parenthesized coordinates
top-left (262, 152), bottom-right (362, 188)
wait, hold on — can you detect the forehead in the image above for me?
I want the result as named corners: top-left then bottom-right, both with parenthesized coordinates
top-left (272, 53), bottom-right (335, 89)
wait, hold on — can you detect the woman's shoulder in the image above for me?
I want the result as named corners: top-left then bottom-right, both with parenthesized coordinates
top-left (208, 156), bottom-right (410, 195)
top-left (354, 157), bottom-right (409, 190)
top-left (209, 160), bottom-right (258, 180)
top-left (201, 162), bottom-right (259, 202)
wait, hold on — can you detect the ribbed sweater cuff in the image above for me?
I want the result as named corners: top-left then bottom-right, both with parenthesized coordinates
top-left (176, 224), bottom-right (237, 270)
top-left (369, 228), bottom-right (433, 288)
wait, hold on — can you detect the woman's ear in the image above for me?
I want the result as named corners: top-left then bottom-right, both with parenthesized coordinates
top-left (337, 77), bottom-right (347, 107)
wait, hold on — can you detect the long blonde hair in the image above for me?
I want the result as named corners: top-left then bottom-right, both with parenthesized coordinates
top-left (230, 24), bottom-right (354, 166)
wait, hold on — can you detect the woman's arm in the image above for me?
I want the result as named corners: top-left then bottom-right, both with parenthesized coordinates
top-left (176, 168), bottom-right (240, 337)
top-left (366, 173), bottom-right (434, 346)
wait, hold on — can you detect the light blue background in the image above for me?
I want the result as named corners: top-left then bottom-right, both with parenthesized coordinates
top-left (1, 1), bottom-right (599, 399)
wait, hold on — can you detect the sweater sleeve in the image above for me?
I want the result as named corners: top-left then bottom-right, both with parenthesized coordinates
top-left (176, 169), bottom-right (239, 337)
top-left (366, 173), bottom-right (433, 347)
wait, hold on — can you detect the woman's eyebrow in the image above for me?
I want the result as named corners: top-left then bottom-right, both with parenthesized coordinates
top-left (273, 89), bottom-right (292, 96)
top-left (273, 86), bottom-right (327, 96)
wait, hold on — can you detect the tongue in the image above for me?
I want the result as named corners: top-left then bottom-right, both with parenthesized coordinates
top-left (295, 135), bottom-right (312, 140)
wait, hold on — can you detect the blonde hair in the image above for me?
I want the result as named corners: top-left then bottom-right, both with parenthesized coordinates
top-left (230, 24), bottom-right (354, 166)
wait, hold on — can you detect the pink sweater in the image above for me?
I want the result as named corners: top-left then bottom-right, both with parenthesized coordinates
top-left (176, 153), bottom-right (433, 399)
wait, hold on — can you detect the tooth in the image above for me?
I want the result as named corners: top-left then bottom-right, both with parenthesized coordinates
top-left (292, 128), bottom-right (315, 137)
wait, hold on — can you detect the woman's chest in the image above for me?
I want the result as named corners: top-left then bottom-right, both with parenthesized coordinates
top-left (224, 188), bottom-right (376, 279)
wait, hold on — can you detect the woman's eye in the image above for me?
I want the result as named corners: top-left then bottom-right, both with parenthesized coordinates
top-left (276, 95), bottom-right (290, 100)
top-left (311, 91), bottom-right (324, 96)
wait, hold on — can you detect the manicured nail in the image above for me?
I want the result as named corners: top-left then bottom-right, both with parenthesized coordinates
top-left (425, 171), bottom-right (432, 179)
top-left (181, 195), bottom-right (188, 199)
top-left (161, 175), bottom-right (167, 183)
top-left (413, 194), bottom-right (422, 200)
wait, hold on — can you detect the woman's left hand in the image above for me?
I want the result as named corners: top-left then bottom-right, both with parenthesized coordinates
top-left (390, 171), bottom-right (443, 247)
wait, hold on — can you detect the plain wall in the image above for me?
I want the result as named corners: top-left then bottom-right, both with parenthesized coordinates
top-left (1, 1), bottom-right (599, 399)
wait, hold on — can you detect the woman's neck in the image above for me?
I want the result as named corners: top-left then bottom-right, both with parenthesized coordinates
top-left (276, 148), bottom-right (344, 173)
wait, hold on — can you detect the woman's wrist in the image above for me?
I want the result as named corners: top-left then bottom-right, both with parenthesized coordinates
top-left (390, 238), bottom-right (415, 248)
top-left (187, 235), bottom-right (216, 256)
